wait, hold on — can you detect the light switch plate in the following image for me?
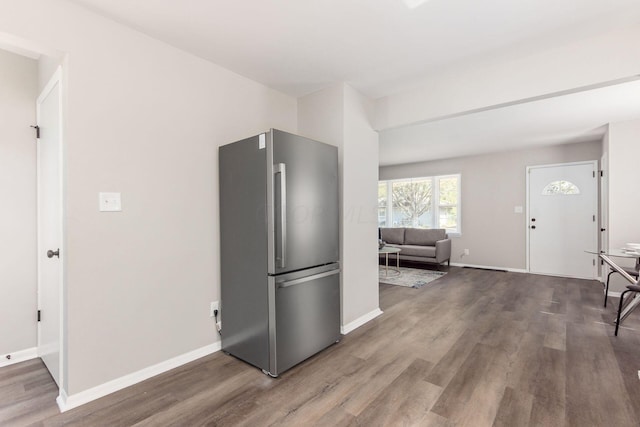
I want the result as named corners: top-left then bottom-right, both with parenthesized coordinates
top-left (99, 192), bottom-right (122, 212)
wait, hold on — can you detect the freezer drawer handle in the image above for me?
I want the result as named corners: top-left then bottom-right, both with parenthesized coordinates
top-left (275, 163), bottom-right (287, 268)
top-left (277, 269), bottom-right (340, 288)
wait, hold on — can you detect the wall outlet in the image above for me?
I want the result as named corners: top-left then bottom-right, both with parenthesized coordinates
top-left (463, 249), bottom-right (470, 256)
top-left (210, 301), bottom-right (219, 317)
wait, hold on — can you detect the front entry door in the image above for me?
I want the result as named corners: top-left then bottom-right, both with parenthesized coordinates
top-left (528, 161), bottom-right (597, 279)
top-left (37, 69), bottom-right (62, 387)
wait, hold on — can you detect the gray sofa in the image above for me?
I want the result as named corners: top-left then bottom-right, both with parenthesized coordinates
top-left (379, 227), bottom-right (452, 266)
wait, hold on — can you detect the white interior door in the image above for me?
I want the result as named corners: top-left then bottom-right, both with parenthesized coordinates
top-left (37, 69), bottom-right (62, 387)
top-left (528, 161), bottom-right (597, 279)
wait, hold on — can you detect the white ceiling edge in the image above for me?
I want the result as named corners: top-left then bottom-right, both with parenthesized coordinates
top-left (379, 135), bottom-right (606, 169)
top-left (383, 75), bottom-right (640, 132)
top-left (0, 36), bottom-right (40, 60)
top-left (0, 31), bottom-right (66, 61)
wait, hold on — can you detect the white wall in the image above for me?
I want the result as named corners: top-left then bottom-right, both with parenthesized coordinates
top-left (342, 85), bottom-right (379, 326)
top-left (38, 54), bottom-right (63, 92)
top-left (375, 24), bottom-right (640, 130)
top-left (297, 84), bottom-right (343, 147)
top-left (607, 118), bottom-right (640, 292)
top-left (380, 141), bottom-right (602, 270)
top-left (298, 84), bottom-right (381, 329)
top-left (0, 48), bottom-right (38, 358)
top-left (0, 0), bottom-right (297, 397)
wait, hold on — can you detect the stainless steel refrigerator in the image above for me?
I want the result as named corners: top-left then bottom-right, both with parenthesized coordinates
top-left (219, 129), bottom-right (340, 377)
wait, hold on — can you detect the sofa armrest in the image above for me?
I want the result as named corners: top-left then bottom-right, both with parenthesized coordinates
top-left (435, 238), bottom-right (451, 263)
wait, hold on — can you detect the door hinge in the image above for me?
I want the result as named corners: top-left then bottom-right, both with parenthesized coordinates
top-left (593, 215), bottom-right (596, 222)
top-left (593, 259), bottom-right (596, 266)
top-left (600, 170), bottom-right (604, 177)
top-left (37, 310), bottom-right (41, 322)
top-left (30, 125), bottom-right (40, 139)
top-left (592, 171), bottom-right (595, 178)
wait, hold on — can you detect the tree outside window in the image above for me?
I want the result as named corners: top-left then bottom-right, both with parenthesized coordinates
top-left (392, 180), bottom-right (432, 227)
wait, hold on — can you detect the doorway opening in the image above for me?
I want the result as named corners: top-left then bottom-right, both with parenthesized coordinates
top-left (0, 36), bottom-right (66, 405)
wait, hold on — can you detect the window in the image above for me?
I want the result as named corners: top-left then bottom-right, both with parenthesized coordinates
top-left (377, 182), bottom-right (387, 226)
top-left (542, 180), bottom-right (580, 196)
top-left (378, 174), bottom-right (461, 235)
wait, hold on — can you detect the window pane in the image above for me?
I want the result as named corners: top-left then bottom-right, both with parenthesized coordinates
top-left (392, 179), bottom-right (432, 228)
top-left (439, 206), bottom-right (457, 230)
top-left (542, 180), bottom-right (580, 196)
top-left (378, 182), bottom-right (387, 207)
top-left (377, 209), bottom-right (386, 226)
top-left (439, 177), bottom-right (458, 205)
top-left (378, 182), bottom-right (387, 226)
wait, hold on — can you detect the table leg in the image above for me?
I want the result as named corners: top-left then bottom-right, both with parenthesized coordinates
top-left (385, 253), bottom-right (389, 277)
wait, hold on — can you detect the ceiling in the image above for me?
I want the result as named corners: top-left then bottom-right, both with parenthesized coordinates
top-left (65, 1), bottom-right (640, 165)
top-left (69, 0), bottom-right (640, 99)
top-left (379, 78), bottom-right (640, 165)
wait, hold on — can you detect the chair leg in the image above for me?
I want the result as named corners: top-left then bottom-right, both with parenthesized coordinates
top-left (605, 270), bottom-right (616, 308)
top-left (615, 290), bottom-right (632, 336)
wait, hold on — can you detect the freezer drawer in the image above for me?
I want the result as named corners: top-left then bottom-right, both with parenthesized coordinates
top-left (272, 268), bottom-right (341, 375)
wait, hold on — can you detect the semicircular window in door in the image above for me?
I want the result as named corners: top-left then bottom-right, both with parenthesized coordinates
top-left (542, 180), bottom-right (580, 196)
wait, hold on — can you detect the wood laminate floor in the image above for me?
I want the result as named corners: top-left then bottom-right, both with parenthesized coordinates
top-left (3, 267), bottom-right (640, 426)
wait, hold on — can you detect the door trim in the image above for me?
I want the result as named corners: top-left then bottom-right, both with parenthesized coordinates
top-left (36, 66), bottom-right (66, 392)
top-left (600, 152), bottom-right (608, 280)
top-left (525, 160), bottom-right (598, 277)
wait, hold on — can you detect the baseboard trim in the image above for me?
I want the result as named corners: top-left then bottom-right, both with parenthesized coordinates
top-left (341, 308), bottom-right (383, 335)
top-left (450, 262), bottom-right (527, 274)
top-left (57, 341), bottom-right (221, 412)
top-left (0, 347), bottom-right (37, 368)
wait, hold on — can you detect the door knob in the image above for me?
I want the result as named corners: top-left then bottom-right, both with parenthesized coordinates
top-left (531, 225), bottom-right (536, 229)
top-left (47, 249), bottom-right (60, 258)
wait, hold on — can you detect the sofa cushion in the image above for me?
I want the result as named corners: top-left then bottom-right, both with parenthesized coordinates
top-left (397, 245), bottom-right (436, 258)
top-left (404, 228), bottom-right (446, 246)
top-left (380, 228), bottom-right (405, 245)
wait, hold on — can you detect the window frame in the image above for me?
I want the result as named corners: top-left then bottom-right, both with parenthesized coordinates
top-left (378, 174), bottom-right (462, 236)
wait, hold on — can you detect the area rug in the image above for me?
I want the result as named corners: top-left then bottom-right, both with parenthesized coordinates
top-left (379, 267), bottom-right (447, 289)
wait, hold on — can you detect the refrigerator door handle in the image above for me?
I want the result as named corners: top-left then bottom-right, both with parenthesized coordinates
top-left (275, 163), bottom-right (287, 269)
top-left (277, 269), bottom-right (340, 288)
